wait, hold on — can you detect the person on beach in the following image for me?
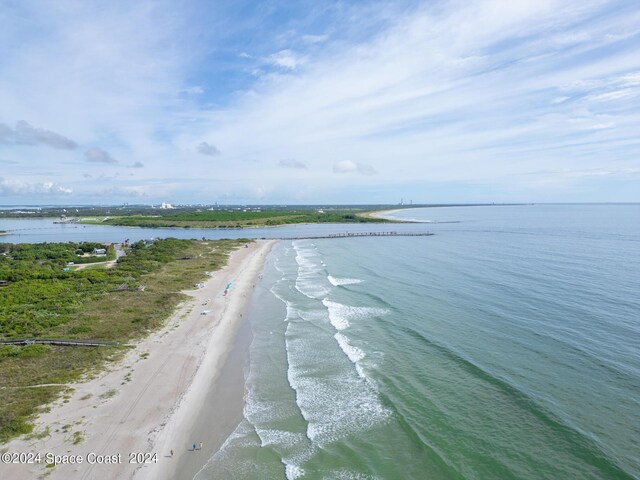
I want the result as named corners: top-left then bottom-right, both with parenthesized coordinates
top-left (170, 450), bottom-right (173, 457)
top-left (193, 443), bottom-right (196, 451)
top-left (199, 442), bottom-right (203, 450)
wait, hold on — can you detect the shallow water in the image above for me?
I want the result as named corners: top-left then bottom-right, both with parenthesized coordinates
top-left (5, 204), bottom-right (638, 479)
top-left (195, 204), bottom-right (639, 480)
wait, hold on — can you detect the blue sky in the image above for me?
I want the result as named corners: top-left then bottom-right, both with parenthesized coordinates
top-left (0, 0), bottom-right (638, 204)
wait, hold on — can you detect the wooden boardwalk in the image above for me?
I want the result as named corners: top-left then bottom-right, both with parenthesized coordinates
top-left (0, 338), bottom-right (119, 347)
top-left (277, 231), bottom-right (434, 240)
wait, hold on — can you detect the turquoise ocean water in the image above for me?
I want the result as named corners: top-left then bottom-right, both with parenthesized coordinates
top-left (2, 205), bottom-right (636, 478)
top-left (195, 204), bottom-right (639, 480)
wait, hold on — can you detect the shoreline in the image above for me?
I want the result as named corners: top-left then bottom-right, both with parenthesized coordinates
top-left (1, 240), bottom-right (275, 480)
top-left (75, 219), bottom-right (396, 230)
top-left (363, 208), bottom-right (407, 220)
top-left (135, 240), bottom-right (274, 480)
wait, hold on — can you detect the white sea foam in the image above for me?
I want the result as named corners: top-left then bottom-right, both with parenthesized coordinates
top-left (327, 310), bottom-right (350, 330)
top-left (323, 299), bottom-right (388, 332)
top-left (401, 218), bottom-right (435, 223)
top-left (328, 470), bottom-right (383, 480)
top-left (269, 286), bottom-right (286, 305)
top-left (274, 261), bottom-right (286, 275)
top-left (297, 308), bottom-right (328, 325)
top-left (255, 428), bottom-right (307, 449)
top-left (284, 321), bottom-right (391, 447)
top-left (293, 242), bottom-right (331, 299)
top-left (328, 275), bottom-right (363, 286)
top-left (285, 301), bottom-right (299, 322)
top-left (285, 463), bottom-right (305, 480)
top-left (244, 384), bottom-right (293, 423)
top-left (264, 245), bottom-right (392, 459)
top-left (270, 280), bottom-right (304, 324)
top-left (335, 333), bottom-right (365, 363)
top-left (195, 419), bottom-right (262, 479)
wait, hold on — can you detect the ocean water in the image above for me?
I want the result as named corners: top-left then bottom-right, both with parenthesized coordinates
top-left (199, 204), bottom-right (640, 480)
top-left (0, 217), bottom-right (433, 243)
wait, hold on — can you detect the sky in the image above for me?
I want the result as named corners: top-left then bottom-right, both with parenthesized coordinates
top-left (0, 0), bottom-right (639, 205)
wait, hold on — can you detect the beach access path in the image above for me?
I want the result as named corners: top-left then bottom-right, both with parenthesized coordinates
top-left (1, 240), bottom-right (275, 480)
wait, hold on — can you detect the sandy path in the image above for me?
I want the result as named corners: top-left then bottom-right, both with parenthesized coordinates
top-left (72, 244), bottom-right (125, 270)
top-left (1, 240), bottom-right (274, 480)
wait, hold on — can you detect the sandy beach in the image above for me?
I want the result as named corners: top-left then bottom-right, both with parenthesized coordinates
top-left (1, 240), bottom-right (275, 480)
top-left (361, 208), bottom-right (403, 220)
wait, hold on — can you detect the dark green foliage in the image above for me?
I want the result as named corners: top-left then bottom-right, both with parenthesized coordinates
top-left (95, 209), bottom-right (391, 228)
top-left (0, 344), bottom-right (50, 359)
top-left (0, 238), bottom-right (245, 443)
top-left (2, 242), bottom-right (110, 266)
top-left (0, 239), bottom-right (193, 339)
top-left (169, 210), bottom-right (298, 222)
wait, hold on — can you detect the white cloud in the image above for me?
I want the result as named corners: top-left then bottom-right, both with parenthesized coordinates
top-left (588, 89), bottom-right (638, 102)
top-left (0, 120), bottom-right (77, 150)
top-left (182, 86), bottom-right (204, 95)
top-left (513, 167), bottom-right (640, 190)
top-left (197, 142), bottom-right (221, 156)
top-left (0, 177), bottom-right (72, 195)
top-left (1, 0), bottom-right (638, 203)
top-left (333, 160), bottom-right (376, 175)
top-left (180, 0), bottom-right (638, 200)
top-left (85, 147), bottom-right (118, 164)
top-left (267, 49), bottom-right (305, 70)
top-left (279, 158), bottom-right (307, 169)
top-left (301, 34), bottom-right (328, 44)
top-left (618, 71), bottom-right (640, 86)
top-left (91, 186), bottom-right (151, 198)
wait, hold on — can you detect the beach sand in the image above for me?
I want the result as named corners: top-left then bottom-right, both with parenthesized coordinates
top-left (1, 240), bottom-right (275, 480)
top-left (361, 208), bottom-right (403, 219)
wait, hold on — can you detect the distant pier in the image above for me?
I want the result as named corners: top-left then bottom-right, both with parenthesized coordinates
top-left (277, 231), bottom-right (434, 240)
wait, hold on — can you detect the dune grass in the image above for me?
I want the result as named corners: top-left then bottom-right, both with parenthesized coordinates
top-left (0, 238), bottom-right (248, 443)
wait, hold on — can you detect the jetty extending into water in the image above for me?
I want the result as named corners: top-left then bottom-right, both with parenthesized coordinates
top-left (277, 231), bottom-right (434, 240)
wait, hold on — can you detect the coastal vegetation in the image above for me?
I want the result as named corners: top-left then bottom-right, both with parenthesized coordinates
top-left (2, 204), bottom-right (517, 230)
top-left (0, 204), bottom-right (412, 227)
top-left (79, 208), bottom-right (395, 228)
top-left (0, 238), bottom-right (247, 442)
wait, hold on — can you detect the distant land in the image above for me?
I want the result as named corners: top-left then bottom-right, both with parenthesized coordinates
top-left (0, 203), bottom-right (520, 229)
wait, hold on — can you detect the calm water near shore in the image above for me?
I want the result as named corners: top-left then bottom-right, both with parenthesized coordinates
top-left (0, 217), bottom-right (432, 243)
top-left (196, 204), bottom-right (639, 480)
top-left (3, 204), bottom-right (638, 479)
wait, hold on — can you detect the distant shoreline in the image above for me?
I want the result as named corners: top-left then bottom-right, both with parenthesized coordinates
top-left (76, 218), bottom-right (403, 230)
top-left (362, 208), bottom-right (405, 220)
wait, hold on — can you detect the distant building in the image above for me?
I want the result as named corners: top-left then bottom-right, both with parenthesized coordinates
top-left (161, 202), bottom-right (174, 209)
top-left (93, 248), bottom-right (107, 256)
